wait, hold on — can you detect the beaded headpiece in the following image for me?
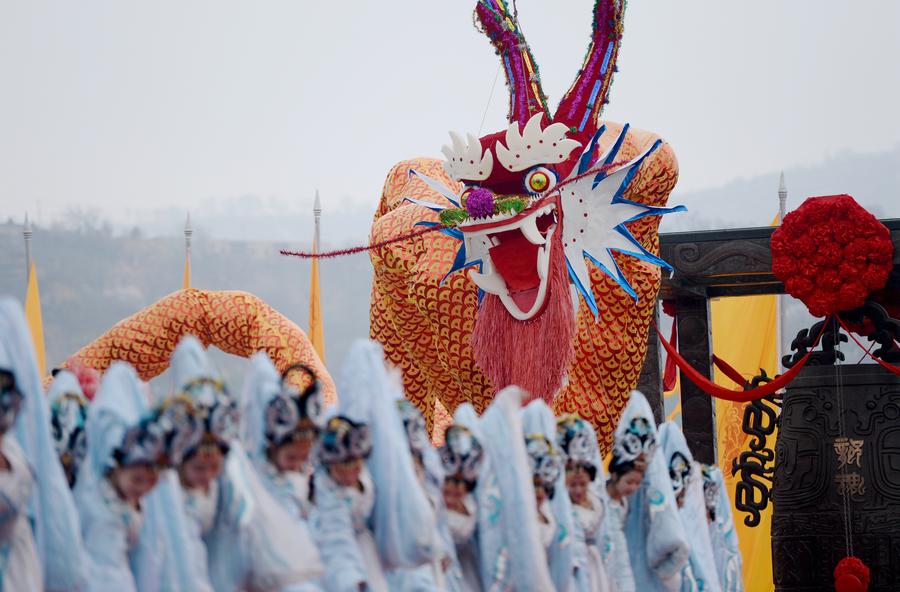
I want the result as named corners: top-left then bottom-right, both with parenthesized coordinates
top-left (556, 414), bottom-right (599, 479)
top-left (264, 364), bottom-right (324, 448)
top-left (50, 389), bottom-right (89, 482)
top-left (525, 433), bottom-right (563, 498)
top-left (396, 400), bottom-right (430, 459)
top-left (668, 450), bottom-right (692, 500)
top-left (612, 416), bottom-right (657, 464)
top-left (439, 424), bottom-right (485, 488)
top-left (701, 464), bottom-right (720, 520)
top-left (318, 415), bottom-right (372, 465)
top-left (177, 377), bottom-right (239, 454)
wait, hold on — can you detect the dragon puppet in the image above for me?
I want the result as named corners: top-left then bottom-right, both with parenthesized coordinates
top-left (369, 0), bottom-right (681, 443)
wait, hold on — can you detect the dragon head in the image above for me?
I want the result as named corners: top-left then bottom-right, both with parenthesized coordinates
top-left (404, 1), bottom-right (683, 402)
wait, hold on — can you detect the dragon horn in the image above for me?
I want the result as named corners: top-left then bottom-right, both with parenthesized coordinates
top-left (474, 0), bottom-right (550, 127)
top-left (554, 0), bottom-right (626, 136)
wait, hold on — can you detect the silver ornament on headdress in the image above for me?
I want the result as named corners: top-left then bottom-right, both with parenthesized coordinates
top-left (440, 424), bottom-right (485, 485)
top-left (396, 400), bottom-right (430, 458)
top-left (556, 415), bottom-right (598, 471)
top-left (701, 464), bottom-right (720, 519)
top-left (668, 450), bottom-right (692, 498)
top-left (153, 395), bottom-right (204, 467)
top-left (525, 433), bottom-right (563, 492)
top-left (318, 415), bottom-right (372, 465)
top-left (179, 377), bottom-right (240, 449)
top-left (50, 391), bottom-right (89, 476)
top-left (264, 364), bottom-right (324, 448)
top-left (613, 416), bottom-right (657, 464)
top-left (114, 418), bottom-right (167, 469)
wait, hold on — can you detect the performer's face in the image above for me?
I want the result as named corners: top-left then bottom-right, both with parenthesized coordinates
top-left (110, 463), bottom-right (159, 507)
top-left (565, 467), bottom-right (590, 506)
top-left (271, 437), bottom-right (314, 473)
top-left (442, 477), bottom-right (468, 511)
top-left (329, 457), bottom-right (364, 488)
top-left (611, 469), bottom-right (643, 499)
top-left (179, 446), bottom-right (224, 491)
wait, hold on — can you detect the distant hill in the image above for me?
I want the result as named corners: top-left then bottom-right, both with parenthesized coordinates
top-left (0, 222), bottom-right (372, 388)
top-left (662, 144), bottom-right (900, 232)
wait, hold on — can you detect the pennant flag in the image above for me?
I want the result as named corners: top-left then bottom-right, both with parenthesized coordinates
top-left (25, 261), bottom-right (47, 376)
top-left (183, 253), bottom-right (191, 290)
top-left (183, 213), bottom-right (192, 290)
top-left (309, 256), bottom-right (325, 362)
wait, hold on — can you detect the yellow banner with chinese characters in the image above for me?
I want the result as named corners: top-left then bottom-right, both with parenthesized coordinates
top-left (711, 292), bottom-right (778, 592)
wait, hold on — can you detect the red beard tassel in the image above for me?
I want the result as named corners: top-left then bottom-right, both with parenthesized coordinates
top-left (834, 556), bottom-right (870, 592)
top-left (470, 233), bottom-right (575, 404)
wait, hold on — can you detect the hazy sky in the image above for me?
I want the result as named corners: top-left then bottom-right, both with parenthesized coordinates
top-left (2, 1), bottom-right (899, 228)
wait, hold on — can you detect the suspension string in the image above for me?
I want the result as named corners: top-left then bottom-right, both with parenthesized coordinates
top-left (834, 324), bottom-right (853, 557)
top-left (478, 63), bottom-right (502, 137)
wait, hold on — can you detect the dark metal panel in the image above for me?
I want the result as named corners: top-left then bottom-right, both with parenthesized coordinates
top-left (674, 295), bottom-right (717, 464)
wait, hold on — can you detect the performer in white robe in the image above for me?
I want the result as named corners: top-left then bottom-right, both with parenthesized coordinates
top-left (605, 479), bottom-right (634, 592)
top-left (48, 370), bottom-right (90, 488)
top-left (241, 354), bottom-right (323, 524)
top-left (440, 423), bottom-right (486, 592)
top-left (74, 361), bottom-right (171, 592)
top-left (313, 340), bottom-right (444, 591)
top-left (660, 422), bottom-right (722, 592)
top-left (523, 430), bottom-right (565, 576)
top-left (701, 465), bottom-right (744, 592)
top-left (557, 414), bottom-right (614, 592)
top-left (453, 387), bottom-right (555, 592)
top-left (0, 358), bottom-right (41, 590)
top-left (391, 399), bottom-right (465, 591)
top-left (166, 336), bottom-right (323, 592)
top-left (315, 414), bottom-right (388, 591)
top-left (522, 401), bottom-right (577, 592)
top-left (0, 297), bottom-right (88, 591)
top-left (619, 392), bottom-right (691, 592)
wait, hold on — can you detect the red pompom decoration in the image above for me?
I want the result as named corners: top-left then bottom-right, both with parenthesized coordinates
top-left (771, 195), bottom-right (893, 317)
top-left (834, 556), bottom-right (870, 592)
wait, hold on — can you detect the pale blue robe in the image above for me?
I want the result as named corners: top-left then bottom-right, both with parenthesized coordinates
top-left (620, 392), bottom-right (691, 592)
top-left (0, 297), bottom-right (87, 591)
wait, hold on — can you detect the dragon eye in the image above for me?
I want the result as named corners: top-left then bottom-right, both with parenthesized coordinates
top-left (524, 167), bottom-right (557, 195)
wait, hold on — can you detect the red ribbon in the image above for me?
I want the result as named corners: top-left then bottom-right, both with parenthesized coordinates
top-left (662, 303), bottom-right (678, 391)
top-left (712, 355), bottom-right (750, 389)
top-left (836, 316), bottom-right (900, 377)
top-left (654, 317), bottom-right (829, 402)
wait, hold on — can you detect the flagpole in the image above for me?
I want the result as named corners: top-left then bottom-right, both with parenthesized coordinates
top-left (23, 212), bottom-right (47, 375)
top-left (313, 191), bottom-right (321, 254)
top-left (309, 190), bottom-right (326, 362)
top-left (777, 172), bottom-right (787, 369)
top-left (183, 213), bottom-right (193, 289)
top-left (184, 212), bottom-right (193, 259)
top-left (24, 213), bottom-right (33, 281)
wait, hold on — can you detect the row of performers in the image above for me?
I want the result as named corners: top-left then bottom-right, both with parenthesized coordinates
top-left (0, 295), bottom-right (742, 591)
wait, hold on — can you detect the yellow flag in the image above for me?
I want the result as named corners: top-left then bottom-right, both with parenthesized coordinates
top-left (710, 214), bottom-right (780, 592)
top-left (183, 253), bottom-right (191, 290)
top-left (309, 257), bottom-right (325, 363)
top-left (25, 261), bottom-right (47, 376)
